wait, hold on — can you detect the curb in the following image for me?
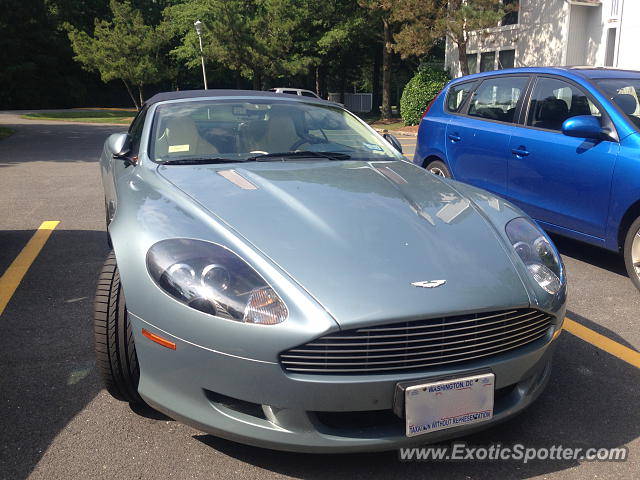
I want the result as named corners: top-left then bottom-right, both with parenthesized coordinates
top-left (374, 128), bottom-right (418, 137)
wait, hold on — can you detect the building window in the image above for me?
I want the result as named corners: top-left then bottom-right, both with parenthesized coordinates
top-left (605, 28), bottom-right (617, 67)
top-left (467, 54), bottom-right (478, 74)
top-left (480, 52), bottom-right (496, 72)
top-left (501, 0), bottom-right (518, 26)
top-left (498, 50), bottom-right (515, 69)
top-left (611, 0), bottom-right (620, 17)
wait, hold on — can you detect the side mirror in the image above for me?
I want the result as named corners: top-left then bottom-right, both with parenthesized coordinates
top-left (383, 132), bottom-right (403, 153)
top-left (106, 133), bottom-right (132, 158)
top-left (561, 115), bottom-right (605, 140)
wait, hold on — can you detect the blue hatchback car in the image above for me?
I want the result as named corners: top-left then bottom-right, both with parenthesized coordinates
top-left (414, 67), bottom-right (640, 291)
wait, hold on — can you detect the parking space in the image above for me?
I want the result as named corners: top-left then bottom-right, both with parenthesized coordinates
top-left (0, 116), bottom-right (638, 479)
top-left (397, 134), bottom-right (416, 160)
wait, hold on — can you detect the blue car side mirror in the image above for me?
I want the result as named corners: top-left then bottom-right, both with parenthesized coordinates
top-left (561, 115), bottom-right (604, 140)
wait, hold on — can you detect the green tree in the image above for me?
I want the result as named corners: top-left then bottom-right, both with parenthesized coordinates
top-left (164, 0), bottom-right (315, 90)
top-left (0, 0), bottom-right (103, 109)
top-left (66, 0), bottom-right (169, 109)
top-left (313, 1), bottom-right (375, 98)
top-left (358, 0), bottom-right (399, 120)
top-left (392, 0), bottom-right (508, 76)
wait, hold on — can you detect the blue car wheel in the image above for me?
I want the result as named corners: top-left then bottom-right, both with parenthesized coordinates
top-left (426, 159), bottom-right (452, 178)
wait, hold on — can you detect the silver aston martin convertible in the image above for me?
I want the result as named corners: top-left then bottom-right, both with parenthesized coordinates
top-left (95, 89), bottom-right (566, 452)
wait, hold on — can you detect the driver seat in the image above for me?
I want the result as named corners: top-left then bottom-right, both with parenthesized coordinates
top-left (258, 107), bottom-right (301, 153)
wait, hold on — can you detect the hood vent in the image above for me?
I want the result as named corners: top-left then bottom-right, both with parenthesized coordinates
top-left (218, 169), bottom-right (258, 190)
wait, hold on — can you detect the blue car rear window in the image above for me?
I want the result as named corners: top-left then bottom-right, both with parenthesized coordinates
top-left (446, 82), bottom-right (476, 113)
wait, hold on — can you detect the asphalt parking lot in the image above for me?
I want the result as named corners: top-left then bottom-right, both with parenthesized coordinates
top-left (0, 114), bottom-right (638, 479)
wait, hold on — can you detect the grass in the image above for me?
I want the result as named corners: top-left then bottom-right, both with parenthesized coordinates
top-left (356, 112), bottom-right (408, 131)
top-left (22, 109), bottom-right (136, 125)
top-left (369, 120), bottom-right (405, 131)
top-left (0, 127), bottom-right (14, 140)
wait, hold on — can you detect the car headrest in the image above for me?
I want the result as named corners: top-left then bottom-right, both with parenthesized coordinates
top-left (538, 97), bottom-right (568, 122)
top-left (568, 95), bottom-right (592, 117)
top-left (165, 116), bottom-right (199, 143)
top-left (612, 93), bottom-right (638, 115)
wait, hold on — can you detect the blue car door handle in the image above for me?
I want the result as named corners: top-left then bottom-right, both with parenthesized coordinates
top-left (448, 133), bottom-right (461, 142)
top-left (511, 147), bottom-right (529, 157)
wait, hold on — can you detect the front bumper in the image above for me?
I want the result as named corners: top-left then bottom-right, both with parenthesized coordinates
top-left (129, 312), bottom-right (559, 453)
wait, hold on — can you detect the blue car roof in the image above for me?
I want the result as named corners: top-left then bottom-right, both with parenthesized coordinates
top-left (451, 67), bottom-right (640, 84)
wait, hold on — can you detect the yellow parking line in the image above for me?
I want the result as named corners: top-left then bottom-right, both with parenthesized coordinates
top-left (0, 221), bottom-right (59, 316)
top-left (563, 318), bottom-right (640, 369)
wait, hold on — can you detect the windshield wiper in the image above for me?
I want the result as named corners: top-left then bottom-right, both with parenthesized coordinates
top-left (160, 157), bottom-right (246, 165)
top-left (247, 151), bottom-right (351, 162)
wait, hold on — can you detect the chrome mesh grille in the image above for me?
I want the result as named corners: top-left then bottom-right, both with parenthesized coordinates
top-left (280, 309), bottom-right (553, 374)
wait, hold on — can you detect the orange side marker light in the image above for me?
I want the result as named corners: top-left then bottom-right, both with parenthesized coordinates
top-left (142, 328), bottom-right (176, 350)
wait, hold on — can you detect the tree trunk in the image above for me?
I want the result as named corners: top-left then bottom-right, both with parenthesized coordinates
top-left (235, 70), bottom-right (242, 89)
top-left (371, 42), bottom-right (382, 115)
top-left (339, 63), bottom-right (346, 104)
top-left (315, 65), bottom-right (327, 99)
top-left (252, 71), bottom-right (261, 90)
top-left (457, 38), bottom-right (470, 77)
top-left (381, 18), bottom-right (392, 120)
top-left (138, 84), bottom-right (144, 108)
top-left (122, 79), bottom-right (139, 110)
top-left (315, 66), bottom-right (321, 96)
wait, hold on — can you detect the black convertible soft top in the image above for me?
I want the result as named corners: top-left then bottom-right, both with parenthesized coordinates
top-left (145, 89), bottom-right (332, 107)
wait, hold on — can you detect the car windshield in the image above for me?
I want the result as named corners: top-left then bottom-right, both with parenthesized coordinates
top-left (150, 99), bottom-right (402, 163)
top-left (595, 78), bottom-right (640, 131)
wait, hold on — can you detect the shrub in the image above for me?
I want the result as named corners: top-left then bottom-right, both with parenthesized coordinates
top-left (400, 67), bottom-right (449, 126)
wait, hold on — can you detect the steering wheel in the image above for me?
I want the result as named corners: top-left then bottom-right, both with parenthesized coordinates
top-left (289, 134), bottom-right (324, 151)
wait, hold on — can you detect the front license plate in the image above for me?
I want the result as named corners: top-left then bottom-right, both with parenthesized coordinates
top-left (405, 373), bottom-right (495, 437)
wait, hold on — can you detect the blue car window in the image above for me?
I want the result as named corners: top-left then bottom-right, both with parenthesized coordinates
top-left (468, 76), bottom-right (528, 123)
top-left (446, 81), bottom-right (476, 113)
top-left (596, 79), bottom-right (640, 131)
top-left (527, 77), bottom-right (601, 132)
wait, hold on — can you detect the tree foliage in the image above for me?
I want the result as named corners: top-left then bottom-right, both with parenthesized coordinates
top-left (391, 0), bottom-right (442, 59)
top-left (3, 0), bottom-right (498, 112)
top-left (66, 0), bottom-right (169, 108)
top-left (392, 0), bottom-right (507, 76)
top-left (399, 66), bottom-right (448, 125)
top-left (164, 0), bottom-right (317, 89)
top-left (357, 0), bottom-right (399, 119)
top-left (0, 0), bottom-right (109, 108)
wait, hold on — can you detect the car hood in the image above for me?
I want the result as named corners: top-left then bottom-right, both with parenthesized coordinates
top-left (158, 160), bottom-right (530, 328)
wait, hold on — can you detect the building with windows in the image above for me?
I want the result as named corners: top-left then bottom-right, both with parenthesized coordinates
top-left (445, 0), bottom-right (640, 78)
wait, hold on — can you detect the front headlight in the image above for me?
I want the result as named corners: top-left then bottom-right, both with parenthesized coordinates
top-left (146, 239), bottom-right (288, 325)
top-left (505, 217), bottom-right (565, 295)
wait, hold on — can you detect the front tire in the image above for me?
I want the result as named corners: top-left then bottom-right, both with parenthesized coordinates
top-left (426, 160), bottom-right (452, 178)
top-left (94, 251), bottom-right (144, 404)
